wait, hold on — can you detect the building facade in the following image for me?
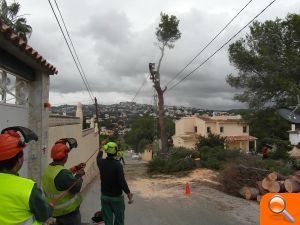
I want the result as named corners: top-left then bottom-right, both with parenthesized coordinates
top-left (0, 20), bottom-right (57, 183)
top-left (172, 115), bottom-right (257, 152)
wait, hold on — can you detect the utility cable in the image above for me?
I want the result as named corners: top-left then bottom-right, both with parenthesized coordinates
top-left (167, 0), bottom-right (277, 92)
top-left (47, 0), bottom-right (94, 101)
top-left (131, 74), bottom-right (150, 102)
top-left (52, 0), bottom-right (94, 98)
top-left (165, 0), bottom-right (254, 88)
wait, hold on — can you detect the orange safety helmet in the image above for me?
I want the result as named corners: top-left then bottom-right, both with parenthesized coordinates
top-left (0, 130), bottom-right (25, 161)
top-left (51, 140), bottom-right (69, 160)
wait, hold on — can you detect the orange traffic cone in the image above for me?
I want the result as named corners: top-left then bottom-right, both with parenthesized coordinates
top-left (185, 182), bottom-right (191, 196)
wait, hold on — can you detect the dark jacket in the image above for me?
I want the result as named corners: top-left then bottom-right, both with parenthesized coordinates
top-left (97, 151), bottom-right (130, 196)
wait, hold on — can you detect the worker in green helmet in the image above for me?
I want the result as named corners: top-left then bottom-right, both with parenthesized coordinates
top-left (97, 141), bottom-right (133, 225)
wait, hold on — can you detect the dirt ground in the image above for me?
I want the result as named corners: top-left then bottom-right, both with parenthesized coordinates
top-left (81, 157), bottom-right (259, 225)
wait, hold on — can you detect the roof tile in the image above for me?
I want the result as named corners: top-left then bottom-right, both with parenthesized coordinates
top-left (0, 20), bottom-right (57, 75)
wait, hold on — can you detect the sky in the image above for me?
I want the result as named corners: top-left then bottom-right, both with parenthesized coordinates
top-left (17, 0), bottom-right (300, 109)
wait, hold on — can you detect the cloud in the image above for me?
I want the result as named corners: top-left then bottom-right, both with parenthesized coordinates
top-left (17, 0), bottom-right (300, 109)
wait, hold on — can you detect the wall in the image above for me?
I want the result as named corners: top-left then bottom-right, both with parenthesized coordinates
top-left (195, 119), bottom-right (205, 135)
top-left (48, 116), bottom-right (100, 188)
top-left (142, 149), bottom-right (152, 161)
top-left (289, 133), bottom-right (300, 145)
top-left (220, 123), bottom-right (248, 136)
top-left (0, 103), bottom-right (29, 177)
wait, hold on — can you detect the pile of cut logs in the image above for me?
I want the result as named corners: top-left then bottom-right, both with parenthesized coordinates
top-left (239, 171), bottom-right (300, 202)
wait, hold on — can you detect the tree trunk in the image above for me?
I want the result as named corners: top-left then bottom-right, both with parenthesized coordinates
top-left (156, 86), bottom-right (168, 154)
top-left (269, 181), bottom-right (285, 193)
top-left (262, 177), bottom-right (272, 190)
top-left (240, 187), bottom-right (259, 200)
top-left (256, 181), bottom-right (268, 195)
top-left (268, 172), bottom-right (284, 181)
top-left (284, 179), bottom-right (300, 193)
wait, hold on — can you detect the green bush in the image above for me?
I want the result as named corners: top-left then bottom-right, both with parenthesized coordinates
top-left (196, 146), bottom-right (240, 170)
top-left (147, 147), bottom-right (197, 174)
top-left (196, 133), bottom-right (225, 149)
top-left (257, 138), bottom-right (292, 160)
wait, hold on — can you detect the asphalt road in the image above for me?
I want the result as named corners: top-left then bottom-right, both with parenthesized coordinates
top-left (81, 154), bottom-right (259, 225)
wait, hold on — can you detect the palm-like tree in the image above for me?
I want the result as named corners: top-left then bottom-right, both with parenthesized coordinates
top-left (0, 0), bottom-right (32, 42)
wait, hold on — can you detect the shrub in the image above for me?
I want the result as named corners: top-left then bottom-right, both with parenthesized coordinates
top-left (196, 146), bottom-right (240, 170)
top-left (196, 133), bottom-right (225, 149)
top-left (147, 147), bottom-right (198, 174)
top-left (257, 138), bottom-right (292, 160)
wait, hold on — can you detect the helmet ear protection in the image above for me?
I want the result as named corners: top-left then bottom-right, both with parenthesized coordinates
top-left (1, 126), bottom-right (38, 143)
top-left (55, 138), bottom-right (78, 151)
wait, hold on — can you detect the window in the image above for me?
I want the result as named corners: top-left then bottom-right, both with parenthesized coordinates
top-left (207, 127), bottom-right (211, 133)
top-left (243, 126), bottom-right (247, 133)
top-left (194, 126), bottom-right (197, 133)
top-left (0, 69), bottom-right (29, 106)
top-left (220, 126), bottom-right (224, 133)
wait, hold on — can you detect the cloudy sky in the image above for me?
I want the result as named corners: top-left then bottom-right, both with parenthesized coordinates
top-left (18, 0), bottom-right (300, 109)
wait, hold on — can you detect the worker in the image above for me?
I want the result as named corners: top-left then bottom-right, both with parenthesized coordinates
top-left (117, 149), bottom-right (125, 165)
top-left (0, 126), bottom-right (53, 225)
top-left (262, 143), bottom-right (272, 159)
top-left (42, 138), bottom-right (85, 225)
top-left (97, 141), bottom-right (133, 225)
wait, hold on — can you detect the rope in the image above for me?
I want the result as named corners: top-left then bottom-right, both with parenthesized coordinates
top-left (50, 147), bottom-right (100, 206)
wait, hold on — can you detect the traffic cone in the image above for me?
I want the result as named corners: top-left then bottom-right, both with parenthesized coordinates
top-left (185, 182), bottom-right (191, 196)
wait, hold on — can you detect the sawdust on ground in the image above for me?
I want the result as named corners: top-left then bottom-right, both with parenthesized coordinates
top-left (124, 162), bottom-right (259, 225)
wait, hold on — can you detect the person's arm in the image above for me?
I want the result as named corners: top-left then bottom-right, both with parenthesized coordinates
top-left (116, 163), bottom-right (130, 194)
top-left (97, 150), bottom-right (104, 169)
top-left (29, 184), bottom-right (53, 222)
top-left (54, 169), bottom-right (83, 194)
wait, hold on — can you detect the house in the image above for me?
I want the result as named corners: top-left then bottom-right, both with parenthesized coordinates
top-left (0, 20), bottom-right (57, 183)
top-left (287, 124), bottom-right (300, 158)
top-left (172, 115), bottom-right (257, 152)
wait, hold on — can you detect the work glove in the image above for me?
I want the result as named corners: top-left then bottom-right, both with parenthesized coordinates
top-left (70, 163), bottom-right (86, 173)
top-left (75, 168), bottom-right (85, 178)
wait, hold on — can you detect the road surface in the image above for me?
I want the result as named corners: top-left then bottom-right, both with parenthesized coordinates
top-left (81, 154), bottom-right (259, 225)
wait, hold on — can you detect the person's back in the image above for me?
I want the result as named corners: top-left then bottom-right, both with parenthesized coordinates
top-left (0, 127), bottom-right (53, 225)
top-left (97, 142), bottom-right (132, 225)
top-left (98, 156), bottom-right (126, 196)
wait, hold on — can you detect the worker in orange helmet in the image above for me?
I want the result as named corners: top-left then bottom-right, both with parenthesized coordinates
top-left (42, 138), bottom-right (86, 225)
top-left (0, 126), bottom-right (53, 225)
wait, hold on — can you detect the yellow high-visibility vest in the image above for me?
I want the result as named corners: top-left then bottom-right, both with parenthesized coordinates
top-left (42, 165), bottom-right (82, 217)
top-left (0, 173), bottom-right (41, 225)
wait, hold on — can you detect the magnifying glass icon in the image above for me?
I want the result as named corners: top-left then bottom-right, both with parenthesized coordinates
top-left (268, 195), bottom-right (295, 223)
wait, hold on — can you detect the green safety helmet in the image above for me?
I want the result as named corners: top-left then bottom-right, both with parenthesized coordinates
top-left (103, 142), bottom-right (118, 154)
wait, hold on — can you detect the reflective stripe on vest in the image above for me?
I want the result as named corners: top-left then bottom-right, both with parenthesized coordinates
top-left (42, 165), bottom-right (82, 217)
top-left (54, 194), bottom-right (79, 209)
top-left (19, 217), bottom-right (33, 225)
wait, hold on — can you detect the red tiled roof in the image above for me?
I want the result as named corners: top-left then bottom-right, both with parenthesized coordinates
top-left (0, 20), bottom-right (58, 75)
top-left (225, 135), bottom-right (257, 143)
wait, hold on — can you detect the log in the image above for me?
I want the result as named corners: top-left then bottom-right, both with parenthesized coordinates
top-left (240, 187), bottom-right (259, 200)
top-left (262, 177), bottom-right (272, 190)
top-left (268, 172), bottom-right (284, 181)
top-left (292, 175), bottom-right (300, 183)
top-left (257, 195), bottom-right (262, 202)
top-left (284, 179), bottom-right (300, 193)
top-left (269, 181), bottom-right (285, 193)
top-left (256, 181), bottom-right (268, 195)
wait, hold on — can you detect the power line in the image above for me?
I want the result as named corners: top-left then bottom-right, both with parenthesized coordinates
top-left (167, 0), bottom-right (277, 92)
top-left (165, 0), bottom-right (254, 88)
top-left (131, 74), bottom-right (150, 102)
top-left (47, 0), bottom-right (94, 101)
top-left (52, 0), bottom-right (94, 98)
